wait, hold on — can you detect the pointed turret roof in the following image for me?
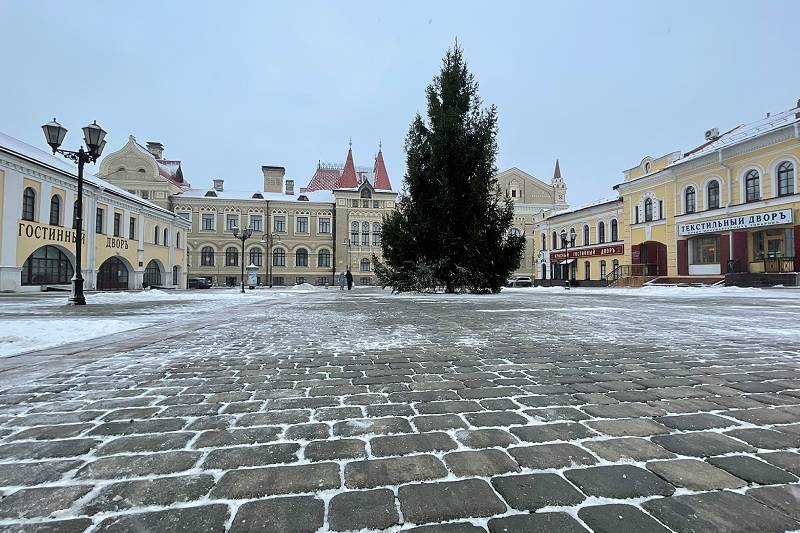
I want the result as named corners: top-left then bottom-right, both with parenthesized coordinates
top-left (373, 144), bottom-right (392, 191)
top-left (337, 144), bottom-right (358, 189)
top-left (553, 159), bottom-right (561, 180)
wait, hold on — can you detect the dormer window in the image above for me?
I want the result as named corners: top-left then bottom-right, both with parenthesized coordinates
top-left (205, 190), bottom-right (217, 197)
top-left (360, 188), bottom-right (372, 199)
top-left (252, 192), bottom-right (264, 199)
top-left (298, 195), bottom-right (309, 201)
top-left (138, 168), bottom-right (146, 173)
top-left (644, 162), bottom-right (651, 173)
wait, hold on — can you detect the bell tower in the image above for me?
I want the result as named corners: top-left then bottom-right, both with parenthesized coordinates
top-left (551, 159), bottom-right (567, 204)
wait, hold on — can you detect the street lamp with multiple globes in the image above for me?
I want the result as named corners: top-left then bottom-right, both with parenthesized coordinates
top-left (41, 119), bottom-right (107, 305)
top-left (260, 233), bottom-right (282, 288)
top-left (231, 225), bottom-right (253, 293)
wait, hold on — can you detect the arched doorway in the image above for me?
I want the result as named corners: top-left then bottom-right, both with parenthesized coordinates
top-left (143, 259), bottom-right (163, 287)
top-left (633, 241), bottom-right (667, 276)
top-left (97, 257), bottom-right (130, 290)
top-left (21, 245), bottom-right (74, 286)
top-left (172, 265), bottom-right (181, 286)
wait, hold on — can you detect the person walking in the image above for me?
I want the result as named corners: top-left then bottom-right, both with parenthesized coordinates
top-left (345, 268), bottom-right (353, 291)
top-left (338, 271), bottom-right (346, 291)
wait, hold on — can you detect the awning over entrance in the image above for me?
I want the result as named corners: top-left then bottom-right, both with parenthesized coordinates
top-left (558, 259), bottom-right (576, 265)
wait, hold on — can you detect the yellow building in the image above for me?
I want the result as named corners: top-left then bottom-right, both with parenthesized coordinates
top-left (615, 101), bottom-right (799, 286)
top-left (0, 131), bottom-right (190, 292)
top-left (532, 199), bottom-right (625, 286)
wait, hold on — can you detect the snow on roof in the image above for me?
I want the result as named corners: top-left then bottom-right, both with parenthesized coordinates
top-left (547, 197), bottom-right (620, 219)
top-left (679, 105), bottom-right (799, 163)
top-left (178, 188), bottom-right (335, 204)
top-left (0, 130), bottom-right (176, 217)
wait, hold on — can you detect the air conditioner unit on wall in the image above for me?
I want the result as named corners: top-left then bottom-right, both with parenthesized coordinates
top-left (705, 128), bottom-right (719, 141)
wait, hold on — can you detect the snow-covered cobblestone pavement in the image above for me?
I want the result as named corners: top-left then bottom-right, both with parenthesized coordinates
top-left (1, 286), bottom-right (799, 532)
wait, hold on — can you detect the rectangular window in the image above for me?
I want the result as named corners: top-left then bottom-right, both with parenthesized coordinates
top-left (274, 215), bottom-right (286, 232)
top-left (351, 199), bottom-right (359, 207)
top-left (273, 276), bottom-right (284, 286)
top-left (295, 276), bottom-right (306, 285)
top-left (296, 216), bottom-right (308, 233)
top-left (318, 217), bottom-right (331, 234)
top-left (129, 217), bottom-right (136, 240)
top-left (634, 206), bottom-right (639, 224)
top-left (690, 236), bottom-right (720, 265)
top-left (658, 200), bottom-right (663, 220)
top-left (96, 208), bottom-right (104, 234)
top-left (202, 213), bottom-right (214, 231)
top-left (359, 277), bottom-right (371, 285)
top-left (250, 215), bottom-right (262, 232)
top-left (141, 190), bottom-right (149, 200)
top-left (361, 199), bottom-right (369, 208)
top-left (113, 212), bottom-right (121, 237)
top-left (372, 201), bottom-right (380, 209)
top-left (177, 212), bottom-right (190, 220)
top-left (226, 214), bottom-right (238, 230)
top-left (316, 277), bottom-right (327, 286)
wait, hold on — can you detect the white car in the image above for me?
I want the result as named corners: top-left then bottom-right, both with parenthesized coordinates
top-left (506, 276), bottom-right (533, 287)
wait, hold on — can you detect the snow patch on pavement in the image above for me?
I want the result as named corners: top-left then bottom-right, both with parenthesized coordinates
top-left (0, 318), bottom-right (147, 357)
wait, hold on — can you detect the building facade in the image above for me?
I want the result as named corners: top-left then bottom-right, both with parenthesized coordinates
top-left (532, 199), bottom-right (625, 286)
top-left (0, 132), bottom-right (190, 292)
top-left (100, 140), bottom-right (397, 287)
top-left (616, 102), bottom-right (800, 285)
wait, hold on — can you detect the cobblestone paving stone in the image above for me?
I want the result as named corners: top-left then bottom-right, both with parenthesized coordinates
top-left (1, 287), bottom-right (800, 531)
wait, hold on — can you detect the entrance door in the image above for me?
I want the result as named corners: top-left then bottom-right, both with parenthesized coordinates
top-left (97, 257), bottom-right (129, 290)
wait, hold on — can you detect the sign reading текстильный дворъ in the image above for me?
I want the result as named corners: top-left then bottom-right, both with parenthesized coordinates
top-left (678, 208), bottom-right (793, 236)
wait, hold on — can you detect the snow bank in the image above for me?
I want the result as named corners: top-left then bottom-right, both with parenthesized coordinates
top-left (0, 318), bottom-right (147, 358)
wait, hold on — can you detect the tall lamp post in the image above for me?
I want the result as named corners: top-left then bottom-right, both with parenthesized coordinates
top-left (231, 226), bottom-right (253, 293)
top-left (41, 119), bottom-right (107, 305)
top-left (342, 238), bottom-right (353, 269)
top-left (260, 233), bottom-right (282, 288)
top-left (561, 234), bottom-right (576, 283)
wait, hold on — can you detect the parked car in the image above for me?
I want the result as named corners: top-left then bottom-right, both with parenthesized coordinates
top-left (505, 276), bottom-right (533, 287)
top-left (188, 277), bottom-right (213, 289)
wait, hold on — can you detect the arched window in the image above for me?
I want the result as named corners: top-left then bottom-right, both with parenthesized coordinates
top-left (569, 228), bottom-right (576, 246)
top-left (176, 232), bottom-right (181, 248)
top-left (372, 222), bottom-right (381, 246)
top-left (351, 222), bottom-right (359, 244)
top-left (745, 170), bottom-right (760, 202)
top-left (598, 221), bottom-right (606, 244)
top-left (97, 257), bottom-right (129, 290)
top-left (360, 258), bottom-right (371, 272)
top-left (559, 229), bottom-right (567, 249)
top-left (225, 247), bottom-right (238, 266)
top-left (296, 248), bottom-right (308, 267)
top-left (541, 233), bottom-right (546, 251)
top-left (510, 227), bottom-right (521, 237)
top-left (273, 248), bottom-right (286, 267)
top-left (612, 259), bottom-right (620, 280)
top-left (49, 195), bottom-right (61, 226)
top-left (552, 232), bottom-right (557, 250)
top-left (777, 161), bottom-right (794, 196)
top-left (22, 187), bottom-right (36, 221)
top-left (644, 198), bottom-right (653, 222)
top-left (583, 225), bottom-right (590, 246)
top-left (249, 247), bottom-right (263, 266)
top-left (154, 226), bottom-right (160, 245)
top-left (163, 228), bottom-right (169, 246)
top-left (361, 222), bottom-right (369, 245)
top-left (600, 260), bottom-right (607, 279)
top-left (201, 246), bottom-right (214, 266)
top-left (707, 180), bottom-right (720, 209)
top-left (611, 219), bottom-right (618, 242)
top-left (143, 260), bottom-right (161, 287)
top-left (21, 245), bottom-right (74, 285)
top-left (685, 186), bottom-right (696, 214)
top-left (584, 261), bottom-right (591, 280)
top-left (318, 249), bottom-right (331, 267)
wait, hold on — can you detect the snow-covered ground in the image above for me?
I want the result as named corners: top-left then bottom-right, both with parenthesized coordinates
top-left (0, 318), bottom-right (147, 357)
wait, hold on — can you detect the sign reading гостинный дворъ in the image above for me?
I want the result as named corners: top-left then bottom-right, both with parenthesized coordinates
top-left (678, 208), bottom-right (793, 236)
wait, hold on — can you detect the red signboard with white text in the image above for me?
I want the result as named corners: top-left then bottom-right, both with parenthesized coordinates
top-left (550, 244), bottom-right (624, 260)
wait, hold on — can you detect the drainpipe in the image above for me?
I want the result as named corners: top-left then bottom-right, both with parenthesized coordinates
top-left (719, 149), bottom-right (734, 273)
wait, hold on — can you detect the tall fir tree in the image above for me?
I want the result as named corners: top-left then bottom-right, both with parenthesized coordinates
top-left (374, 45), bottom-right (524, 293)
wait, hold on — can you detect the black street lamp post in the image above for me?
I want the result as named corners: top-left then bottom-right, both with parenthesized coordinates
top-left (41, 119), bottom-right (107, 305)
top-left (232, 226), bottom-right (253, 293)
top-left (561, 234), bottom-right (576, 286)
top-left (260, 233), bottom-right (282, 288)
top-left (342, 238), bottom-right (352, 269)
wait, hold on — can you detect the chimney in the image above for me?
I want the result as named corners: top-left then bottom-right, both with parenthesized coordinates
top-left (146, 142), bottom-right (164, 159)
top-left (262, 165), bottom-right (285, 193)
top-left (213, 179), bottom-right (224, 192)
top-left (285, 180), bottom-right (295, 196)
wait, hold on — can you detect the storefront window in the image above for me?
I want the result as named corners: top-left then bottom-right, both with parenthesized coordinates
top-left (753, 229), bottom-right (794, 260)
top-left (689, 236), bottom-right (719, 264)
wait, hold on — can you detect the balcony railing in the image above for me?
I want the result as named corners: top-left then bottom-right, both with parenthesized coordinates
top-left (764, 256), bottom-right (795, 273)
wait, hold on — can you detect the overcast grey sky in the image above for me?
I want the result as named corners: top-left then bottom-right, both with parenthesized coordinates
top-left (2, 1), bottom-right (799, 206)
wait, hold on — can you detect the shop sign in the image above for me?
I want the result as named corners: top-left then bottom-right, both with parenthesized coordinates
top-left (679, 208), bottom-right (793, 235)
top-left (105, 237), bottom-right (129, 250)
top-left (550, 244), bottom-right (624, 260)
top-left (18, 221), bottom-right (84, 244)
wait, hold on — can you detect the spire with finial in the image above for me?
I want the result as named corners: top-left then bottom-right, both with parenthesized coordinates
top-left (373, 142), bottom-right (392, 191)
top-left (338, 141), bottom-right (358, 188)
top-left (551, 159), bottom-right (567, 204)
